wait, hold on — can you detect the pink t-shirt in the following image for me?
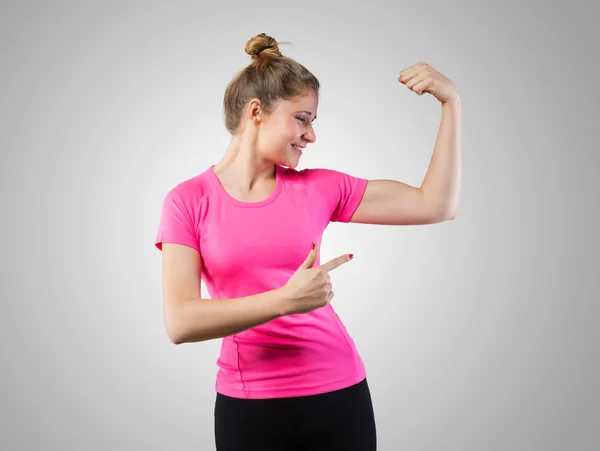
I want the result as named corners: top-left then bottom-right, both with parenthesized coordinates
top-left (155, 164), bottom-right (369, 399)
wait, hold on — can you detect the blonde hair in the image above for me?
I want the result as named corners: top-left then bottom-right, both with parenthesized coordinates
top-left (223, 33), bottom-right (320, 135)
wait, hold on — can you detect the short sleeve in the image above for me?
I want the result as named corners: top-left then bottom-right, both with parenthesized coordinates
top-left (154, 188), bottom-right (200, 252)
top-left (310, 168), bottom-right (368, 223)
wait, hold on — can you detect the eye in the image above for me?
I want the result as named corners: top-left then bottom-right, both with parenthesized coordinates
top-left (296, 116), bottom-right (306, 123)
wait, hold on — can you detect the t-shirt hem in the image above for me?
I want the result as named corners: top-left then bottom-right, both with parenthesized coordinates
top-left (154, 236), bottom-right (200, 252)
top-left (215, 367), bottom-right (367, 400)
top-left (337, 177), bottom-right (368, 223)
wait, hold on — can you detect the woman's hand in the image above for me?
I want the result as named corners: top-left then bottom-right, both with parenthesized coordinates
top-left (399, 62), bottom-right (459, 104)
top-left (279, 242), bottom-right (354, 315)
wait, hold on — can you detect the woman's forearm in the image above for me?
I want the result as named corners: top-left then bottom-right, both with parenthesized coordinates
top-left (168, 288), bottom-right (288, 344)
top-left (421, 99), bottom-right (462, 219)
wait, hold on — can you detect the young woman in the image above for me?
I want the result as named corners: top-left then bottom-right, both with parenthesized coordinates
top-left (155, 32), bottom-right (461, 451)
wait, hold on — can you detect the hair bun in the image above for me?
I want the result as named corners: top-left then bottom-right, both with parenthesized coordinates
top-left (245, 33), bottom-right (284, 60)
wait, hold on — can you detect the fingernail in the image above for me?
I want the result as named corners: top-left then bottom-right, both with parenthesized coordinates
top-left (349, 254), bottom-right (354, 259)
top-left (312, 242), bottom-right (316, 250)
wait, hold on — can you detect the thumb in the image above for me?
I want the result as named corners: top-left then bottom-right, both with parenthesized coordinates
top-left (299, 242), bottom-right (318, 270)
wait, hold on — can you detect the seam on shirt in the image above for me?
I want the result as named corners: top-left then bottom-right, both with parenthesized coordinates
top-left (194, 186), bottom-right (215, 254)
top-left (327, 305), bottom-right (357, 374)
top-left (311, 179), bottom-right (335, 223)
top-left (231, 334), bottom-right (248, 399)
top-left (208, 282), bottom-right (248, 399)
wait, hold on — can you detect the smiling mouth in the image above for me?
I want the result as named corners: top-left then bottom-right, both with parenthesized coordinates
top-left (291, 144), bottom-right (303, 153)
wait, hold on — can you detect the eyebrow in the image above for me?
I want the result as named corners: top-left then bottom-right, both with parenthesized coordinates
top-left (297, 110), bottom-right (317, 121)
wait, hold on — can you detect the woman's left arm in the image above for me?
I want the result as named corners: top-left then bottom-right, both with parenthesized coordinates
top-left (350, 62), bottom-right (461, 226)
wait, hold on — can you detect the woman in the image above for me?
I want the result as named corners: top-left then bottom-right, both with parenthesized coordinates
top-left (155, 33), bottom-right (461, 451)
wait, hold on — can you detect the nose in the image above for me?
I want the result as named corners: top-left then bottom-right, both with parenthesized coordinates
top-left (303, 124), bottom-right (316, 144)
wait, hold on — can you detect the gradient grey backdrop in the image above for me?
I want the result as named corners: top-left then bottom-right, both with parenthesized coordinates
top-left (1, 1), bottom-right (598, 450)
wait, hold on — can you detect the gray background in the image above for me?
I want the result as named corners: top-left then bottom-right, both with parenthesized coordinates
top-left (1, 0), bottom-right (598, 450)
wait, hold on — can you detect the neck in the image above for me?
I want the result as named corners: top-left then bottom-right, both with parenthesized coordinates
top-left (213, 135), bottom-right (276, 191)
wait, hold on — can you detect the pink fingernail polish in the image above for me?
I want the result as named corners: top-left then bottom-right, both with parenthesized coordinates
top-left (349, 254), bottom-right (354, 259)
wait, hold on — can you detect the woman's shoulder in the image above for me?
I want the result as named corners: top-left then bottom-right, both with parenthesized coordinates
top-left (281, 165), bottom-right (362, 190)
top-left (162, 167), bottom-right (214, 204)
top-left (280, 165), bottom-right (343, 181)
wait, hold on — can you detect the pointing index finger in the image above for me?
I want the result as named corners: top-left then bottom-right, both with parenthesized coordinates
top-left (320, 254), bottom-right (353, 273)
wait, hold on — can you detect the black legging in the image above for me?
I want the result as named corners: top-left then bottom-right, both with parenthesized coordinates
top-left (214, 377), bottom-right (377, 450)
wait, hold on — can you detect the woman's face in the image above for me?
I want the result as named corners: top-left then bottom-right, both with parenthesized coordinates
top-left (257, 90), bottom-right (318, 169)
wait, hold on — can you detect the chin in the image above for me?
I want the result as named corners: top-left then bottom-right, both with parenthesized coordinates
top-left (285, 158), bottom-right (301, 169)
top-left (274, 154), bottom-right (300, 169)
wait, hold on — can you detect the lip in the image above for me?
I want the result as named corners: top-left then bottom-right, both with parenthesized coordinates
top-left (291, 144), bottom-right (305, 153)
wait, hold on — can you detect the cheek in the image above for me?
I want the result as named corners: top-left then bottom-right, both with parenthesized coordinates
top-left (276, 125), bottom-right (298, 149)
top-left (263, 121), bottom-right (298, 154)
top-left (286, 120), bottom-right (301, 137)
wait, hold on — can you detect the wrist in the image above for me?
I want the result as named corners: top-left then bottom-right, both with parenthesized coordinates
top-left (442, 97), bottom-right (461, 111)
top-left (270, 287), bottom-right (291, 318)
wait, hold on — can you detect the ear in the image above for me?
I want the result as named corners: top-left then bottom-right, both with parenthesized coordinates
top-left (247, 98), bottom-right (264, 125)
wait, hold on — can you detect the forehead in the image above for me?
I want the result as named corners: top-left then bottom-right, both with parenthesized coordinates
top-left (280, 91), bottom-right (318, 113)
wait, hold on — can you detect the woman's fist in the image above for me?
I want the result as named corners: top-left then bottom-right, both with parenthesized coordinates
top-left (280, 242), bottom-right (354, 315)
